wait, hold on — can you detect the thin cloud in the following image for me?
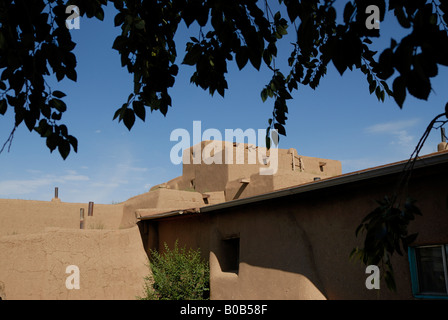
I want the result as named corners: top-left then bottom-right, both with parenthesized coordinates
top-left (365, 119), bottom-right (419, 148)
top-left (61, 174), bottom-right (89, 181)
top-left (116, 164), bottom-right (148, 172)
top-left (0, 178), bottom-right (54, 196)
top-left (391, 130), bottom-right (414, 146)
top-left (91, 182), bottom-right (120, 188)
top-left (365, 119), bottom-right (419, 134)
top-left (0, 170), bottom-right (90, 198)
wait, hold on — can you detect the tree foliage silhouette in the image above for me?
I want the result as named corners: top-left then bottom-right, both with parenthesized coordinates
top-left (1, 0), bottom-right (448, 292)
top-left (1, 0), bottom-right (448, 158)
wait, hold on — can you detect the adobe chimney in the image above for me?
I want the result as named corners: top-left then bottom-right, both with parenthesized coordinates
top-left (438, 127), bottom-right (448, 152)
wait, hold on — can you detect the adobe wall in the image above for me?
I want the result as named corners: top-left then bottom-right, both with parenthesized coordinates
top-left (0, 183), bottom-right (221, 299)
top-left (156, 141), bottom-right (342, 202)
top-left (0, 199), bottom-right (124, 237)
top-left (120, 189), bottom-right (206, 229)
top-left (0, 198), bottom-right (151, 299)
top-left (0, 226), bottom-right (148, 300)
top-left (223, 170), bottom-right (338, 201)
top-left (146, 161), bottom-right (448, 300)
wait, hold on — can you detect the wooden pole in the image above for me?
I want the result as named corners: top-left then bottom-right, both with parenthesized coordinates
top-left (88, 201), bottom-right (94, 216)
top-left (80, 208), bottom-right (85, 229)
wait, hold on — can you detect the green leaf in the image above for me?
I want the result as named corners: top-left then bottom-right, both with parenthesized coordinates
top-left (95, 7), bottom-right (105, 21)
top-left (51, 112), bottom-right (62, 121)
top-left (24, 112), bottom-right (37, 131)
top-left (392, 76), bottom-right (406, 108)
top-left (261, 88), bottom-right (268, 102)
top-left (52, 90), bottom-right (66, 98)
top-left (133, 100), bottom-right (146, 121)
top-left (0, 31), bottom-right (5, 50)
top-left (375, 86), bottom-right (383, 102)
top-left (58, 139), bottom-right (71, 160)
top-left (248, 48), bottom-right (262, 71)
top-left (182, 44), bottom-right (202, 66)
top-left (263, 50), bottom-right (272, 66)
top-left (394, 7), bottom-right (411, 29)
top-left (265, 131), bottom-right (271, 150)
top-left (274, 123), bottom-right (286, 136)
top-left (123, 108), bottom-right (135, 130)
top-left (67, 135), bottom-right (78, 153)
top-left (343, 2), bottom-right (355, 23)
top-left (407, 70), bottom-right (431, 101)
top-left (66, 68), bottom-right (77, 82)
top-left (46, 133), bottom-right (58, 152)
top-left (135, 19), bottom-right (145, 30)
top-left (355, 223), bottom-right (365, 237)
top-left (113, 107), bottom-right (124, 120)
top-left (276, 25), bottom-right (288, 37)
top-left (378, 49), bottom-right (394, 80)
top-left (369, 80), bottom-right (376, 94)
top-left (49, 99), bottom-right (67, 112)
top-left (0, 99), bottom-right (6, 115)
top-left (235, 47), bottom-right (249, 70)
top-left (380, 90), bottom-right (385, 102)
top-left (114, 12), bottom-right (125, 27)
top-left (332, 40), bottom-right (347, 76)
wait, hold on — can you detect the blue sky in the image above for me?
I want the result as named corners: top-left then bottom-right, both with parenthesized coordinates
top-left (0, 2), bottom-right (447, 204)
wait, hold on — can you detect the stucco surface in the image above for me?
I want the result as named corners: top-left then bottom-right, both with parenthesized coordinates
top-left (144, 152), bottom-right (448, 300)
top-left (0, 199), bottom-right (124, 236)
top-left (0, 198), bottom-right (151, 300)
top-left (0, 226), bottom-right (148, 300)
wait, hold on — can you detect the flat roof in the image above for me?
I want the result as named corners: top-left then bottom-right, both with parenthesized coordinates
top-left (138, 150), bottom-right (448, 221)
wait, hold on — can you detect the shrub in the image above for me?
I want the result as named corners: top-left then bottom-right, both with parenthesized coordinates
top-left (139, 240), bottom-right (210, 300)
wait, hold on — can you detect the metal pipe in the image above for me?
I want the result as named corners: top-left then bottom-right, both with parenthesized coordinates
top-left (88, 201), bottom-right (94, 216)
top-left (80, 208), bottom-right (85, 229)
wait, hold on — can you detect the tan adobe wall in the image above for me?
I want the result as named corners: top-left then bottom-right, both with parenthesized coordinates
top-left (0, 226), bottom-right (148, 300)
top-left (152, 141), bottom-right (342, 201)
top-left (145, 160), bottom-right (448, 300)
top-left (0, 199), bottom-right (124, 237)
top-left (120, 189), bottom-right (206, 228)
top-left (0, 198), bottom-right (150, 300)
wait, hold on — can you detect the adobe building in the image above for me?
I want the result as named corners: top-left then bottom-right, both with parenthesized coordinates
top-left (1, 140), bottom-right (447, 299)
top-left (123, 140), bottom-right (342, 228)
top-left (151, 140), bottom-right (341, 200)
top-left (136, 141), bottom-right (448, 300)
top-left (0, 141), bottom-right (341, 299)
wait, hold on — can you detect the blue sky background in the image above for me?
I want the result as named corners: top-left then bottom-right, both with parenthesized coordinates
top-left (0, 1), bottom-right (447, 204)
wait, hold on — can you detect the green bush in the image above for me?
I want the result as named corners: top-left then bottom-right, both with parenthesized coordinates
top-left (139, 241), bottom-right (210, 300)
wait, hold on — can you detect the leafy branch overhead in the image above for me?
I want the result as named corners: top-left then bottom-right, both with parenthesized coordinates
top-left (351, 196), bottom-right (422, 291)
top-left (1, 0), bottom-right (448, 158)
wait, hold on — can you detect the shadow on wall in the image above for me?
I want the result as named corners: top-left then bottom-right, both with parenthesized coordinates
top-left (209, 203), bottom-right (329, 300)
